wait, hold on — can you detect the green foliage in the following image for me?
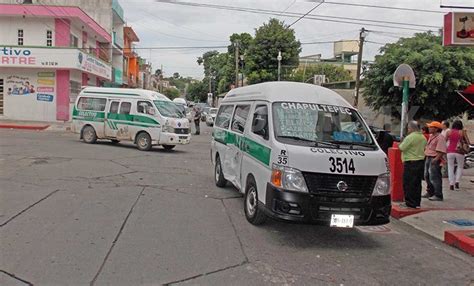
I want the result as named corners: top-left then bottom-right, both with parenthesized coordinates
top-left (173, 72), bottom-right (180, 79)
top-left (246, 18), bottom-right (301, 84)
top-left (186, 80), bottom-right (208, 102)
top-left (162, 87), bottom-right (180, 100)
top-left (290, 63), bottom-right (353, 83)
top-left (363, 32), bottom-right (474, 120)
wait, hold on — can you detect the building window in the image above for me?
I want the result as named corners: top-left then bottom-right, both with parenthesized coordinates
top-left (69, 81), bottom-right (81, 103)
top-left (46, 30), bottom-right (52, 47)
top-left (70, 35), bottom-right (78, 48)
top-left (18, 29), bottom-right (24, 46)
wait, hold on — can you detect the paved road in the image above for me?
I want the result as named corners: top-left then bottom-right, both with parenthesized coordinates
top-left (0, 127), bottom-right (473, 285)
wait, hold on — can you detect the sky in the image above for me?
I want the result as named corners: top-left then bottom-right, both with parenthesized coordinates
top-left (120, 0), bottom-right (473, 79)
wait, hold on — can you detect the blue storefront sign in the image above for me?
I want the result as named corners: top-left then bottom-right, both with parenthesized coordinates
top-left (37, 93), bottom-right (54, 102)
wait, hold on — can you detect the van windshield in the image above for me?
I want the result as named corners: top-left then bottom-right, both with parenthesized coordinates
top-left (272, 102), bottom-right (376, 149)
top-left (154, 100), bottom-right (185, 118)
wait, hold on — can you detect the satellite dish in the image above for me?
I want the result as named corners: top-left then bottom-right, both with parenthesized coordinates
top-left (393, 64), bottom-right (416, 88)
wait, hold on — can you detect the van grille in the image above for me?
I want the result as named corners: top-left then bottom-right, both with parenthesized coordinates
top-left (174, 128), bottom-right (189, 134)
top-left (302, 172), bottom-right (377, 195)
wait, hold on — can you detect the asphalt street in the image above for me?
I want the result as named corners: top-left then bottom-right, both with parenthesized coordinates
top-left (0, 126), bottom-right (473, 286)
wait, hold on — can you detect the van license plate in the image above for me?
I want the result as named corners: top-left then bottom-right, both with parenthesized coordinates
top-left (330, 214), bottom-right (354, 228)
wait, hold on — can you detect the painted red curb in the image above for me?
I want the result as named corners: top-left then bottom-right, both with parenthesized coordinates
top-left (390, 204), bottom-right (474, 219)
top-left (0, 124), bottom-right (50, 130)
top-left (444, 230), bottom-right (474, 256)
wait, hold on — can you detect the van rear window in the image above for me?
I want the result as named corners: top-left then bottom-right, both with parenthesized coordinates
top-left (77, 97), bottom-right (106, 111)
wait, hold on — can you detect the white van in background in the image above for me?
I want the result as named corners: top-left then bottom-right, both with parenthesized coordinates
top-left (211, 82), bottom-right (391, 227)
top-left (72, 87), bottom-right (191, 151)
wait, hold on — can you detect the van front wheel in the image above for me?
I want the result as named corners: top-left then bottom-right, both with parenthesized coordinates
top-left (215, 156), bottom-right (227, 187)
top-left (82, 126), bottom-right (97, 144)
top-left (136, 132), bottom-right (152, 151)
top-left (244, 178), bottom-right (267, 225)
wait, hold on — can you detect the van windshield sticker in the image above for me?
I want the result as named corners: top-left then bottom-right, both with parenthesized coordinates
top-left (310, 147), bottom-right (366, 157)
top-left (280, 102), bottom-right (352, 115)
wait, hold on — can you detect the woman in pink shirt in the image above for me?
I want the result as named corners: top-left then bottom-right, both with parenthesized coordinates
top-left (446, 120), bottom-right (469, 190)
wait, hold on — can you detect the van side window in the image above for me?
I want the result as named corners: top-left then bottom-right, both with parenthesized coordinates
top-left (215, 105), bottom-right (234, 129)
top-left (252, 105), bottom-right (268, 140)
top-left (137, 101), bottom-right (153, 114)
top-left (109, 101), bottom-right (119, 114)
top-left (231, 105), bottom-right (250, 133)
top-left (77, 97), bottom-right (106, 111)
top-left (119, 102), bottom-right (131, 115)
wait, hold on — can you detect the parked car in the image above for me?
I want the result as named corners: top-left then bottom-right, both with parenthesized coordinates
top-left (205, 108), bottom-right (218, 126)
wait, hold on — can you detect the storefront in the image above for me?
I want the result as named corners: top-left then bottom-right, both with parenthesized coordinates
top-left (0, 46), bottom-right (112, 122)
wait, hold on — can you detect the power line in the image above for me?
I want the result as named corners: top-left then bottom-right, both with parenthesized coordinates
top-left (155, 1), bottom-right (439, 32)
top-left (288, 0), bottom-right (324, 28)
top-left (278, 0), bottom-right (297, 17)
top-left (320, 1), bottom-right (445, 14)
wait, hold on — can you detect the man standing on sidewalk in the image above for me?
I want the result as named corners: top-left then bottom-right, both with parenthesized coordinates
top-left (423, 121), bottom-right (447, 201)
top-left (398, 121), bottom-right (427, 208)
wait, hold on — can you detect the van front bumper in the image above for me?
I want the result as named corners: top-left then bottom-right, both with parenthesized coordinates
top-left (264, 183), bottom-right (391, 226)
top-left (160, 133), bottom-right (191, 145)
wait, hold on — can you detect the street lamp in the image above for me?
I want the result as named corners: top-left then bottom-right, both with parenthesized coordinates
top-left (277, 51), bottom-right (282, 81)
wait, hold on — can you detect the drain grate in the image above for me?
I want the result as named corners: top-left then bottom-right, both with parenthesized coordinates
top-left (446, 219), bottom-right (474, 227)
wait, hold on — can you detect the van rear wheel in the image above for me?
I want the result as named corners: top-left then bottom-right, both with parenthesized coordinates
top-left (82, 126), bottom-right (97, 144)
top-left (136, 132), bottom-right (152, 151)
top-left (215, 156), bottom-right (227, 187)
top-left (244, 177), bottom-right (267, 225)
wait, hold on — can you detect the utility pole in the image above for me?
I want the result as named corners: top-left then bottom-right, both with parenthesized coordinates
top-left (354, 27), bottom-right (367, 108)
top-left (234, 42), bottom-right (239, 87)
top-left (277, 51), bottom-right (282, 81)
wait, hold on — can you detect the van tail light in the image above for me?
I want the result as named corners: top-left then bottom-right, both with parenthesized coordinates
top-left (271, 169), bottom-right (282, 187)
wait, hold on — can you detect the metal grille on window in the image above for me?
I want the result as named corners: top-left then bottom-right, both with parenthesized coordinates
top-left (47, 30), bottom-right (52, 47)
top-left (18, 29), bottom-right (23, 46)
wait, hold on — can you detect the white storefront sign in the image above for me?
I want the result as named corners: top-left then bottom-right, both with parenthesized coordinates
top-left (0, 46), bottom-right (112, 80)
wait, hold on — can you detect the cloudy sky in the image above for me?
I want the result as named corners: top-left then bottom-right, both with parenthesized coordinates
top-left (120, 0), bottom-right (472, 79)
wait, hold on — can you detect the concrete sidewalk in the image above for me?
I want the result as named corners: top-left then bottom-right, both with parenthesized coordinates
top-left (0, 119), bottom-right (71, 132)
top-left (392, 167), bottom-right (474, 256)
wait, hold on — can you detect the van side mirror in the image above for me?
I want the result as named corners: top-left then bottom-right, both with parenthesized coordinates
top-left (252, 116), bottom-right (268, 140)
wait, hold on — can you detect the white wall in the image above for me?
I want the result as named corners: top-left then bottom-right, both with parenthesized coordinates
top-left (0, 16), bottom-right (55, 46)
top-left (1, 68), bottom-right (57, 122)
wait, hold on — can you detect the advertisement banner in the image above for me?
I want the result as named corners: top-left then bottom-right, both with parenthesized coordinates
top-left (444, 12), bottom-right (474, 46)
top-left (37, 93), bottom-right (54, 102)
top-left (0, 47), bottom-right (112, 79)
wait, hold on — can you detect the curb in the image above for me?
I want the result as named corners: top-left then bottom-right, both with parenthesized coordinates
top-left (0, 124), bottom-right (50, 130)
top-left (444, 230), bottom-right (474, 256)
top-left (391, 204), bottom-right (474, 219)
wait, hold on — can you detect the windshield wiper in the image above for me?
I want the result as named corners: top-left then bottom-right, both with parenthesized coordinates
top-left (277, 136), bottom-right (339, 148)
top-left (329, 140), bottom-right (376, 149)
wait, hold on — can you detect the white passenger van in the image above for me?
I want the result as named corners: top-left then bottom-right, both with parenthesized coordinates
top-left (211, 82), bottom-right (391, 227)
top-left (72, 87), bottom-right (191, 151)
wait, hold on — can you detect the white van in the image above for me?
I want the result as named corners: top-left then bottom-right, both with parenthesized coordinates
top-left (211, 82), bottom-right (391, 227)
top-left (72, 87), bottom-right (191, 151)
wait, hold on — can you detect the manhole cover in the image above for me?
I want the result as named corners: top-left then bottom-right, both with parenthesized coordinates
top-left (446, 219), bottom-right (474, 227)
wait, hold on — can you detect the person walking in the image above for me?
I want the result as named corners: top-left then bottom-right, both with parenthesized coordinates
top-left (422, 126), bottom-right (430, 141)
top-left (423, 121), bottom-right (447, 201)
top-left (446, 120), bottom-right (470, 190)
top-left (398, 121), bottom-right (427, 208)
top-left (440, 120), bottom-right (451, 178)
top-left (193, 106), bottom-right (202, 135)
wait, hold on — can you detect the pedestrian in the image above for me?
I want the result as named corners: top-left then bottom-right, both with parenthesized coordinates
top-left (446, 120), bottom-right (470, 190)
top-left (421, 126), bottom-right (430, 141)
top-left (193, 106), bottom-right (201, 135)
top-left (378, 123), bottom-right (394, 154)
top-left (423, 121), bottom-right (447, 201)
top-left (440, 120), bottom-right (451, 178)
top-left (398, 121), bottom-right (427, 208)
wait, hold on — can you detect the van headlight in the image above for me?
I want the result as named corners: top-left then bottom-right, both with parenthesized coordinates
top-left (271, 164), bottom-right (308, 193)
top-left (372, 173), bottom-right (390, 196)
top-left (162, 125), bottom-right (173, 133)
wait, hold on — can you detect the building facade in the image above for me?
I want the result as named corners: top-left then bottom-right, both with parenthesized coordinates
top-left (0, 3), bottom-right (112, 121)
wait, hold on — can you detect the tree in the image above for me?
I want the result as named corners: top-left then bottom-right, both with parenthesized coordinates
top-left (363, 32), bottom-right (474, 120)
top-left (173, 72), bottom-right (180, 79)
top-left (154, 69), bottom-right (162, 77)
top-left (186, 81), bottom-right (208, 102)
top-left (246, 18), bottom-right (301, 84)
top-left (290, 63), bottom-right (353, 83)
top-left (162, 87), bottom-right (180, 100)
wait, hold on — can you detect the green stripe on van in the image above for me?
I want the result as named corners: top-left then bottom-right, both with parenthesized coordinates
top-left (213, 129), bottom-right (271, 166)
